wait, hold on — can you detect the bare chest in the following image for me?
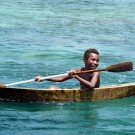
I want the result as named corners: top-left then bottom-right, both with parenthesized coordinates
top-left (79, 73), bottom-right (92, 81)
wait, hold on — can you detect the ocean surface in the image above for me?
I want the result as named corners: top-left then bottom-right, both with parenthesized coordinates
top-left (0, 0), bottom-right (135, 134)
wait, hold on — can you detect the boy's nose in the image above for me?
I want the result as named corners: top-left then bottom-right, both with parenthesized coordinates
top-left (94, 61), bottom-right (98, 64)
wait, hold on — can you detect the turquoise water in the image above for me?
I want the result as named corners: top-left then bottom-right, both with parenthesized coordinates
top-left (0, 0), bottom-right (135, 134)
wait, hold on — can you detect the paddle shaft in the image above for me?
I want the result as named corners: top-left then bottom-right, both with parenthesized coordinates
top-left (5, 73), bottom-right (68, 87)
top-left (75, 68), bottom-right (106, 74)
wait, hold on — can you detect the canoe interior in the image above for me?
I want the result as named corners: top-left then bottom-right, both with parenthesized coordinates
top-left (0, 82), bottom-right (135, 102)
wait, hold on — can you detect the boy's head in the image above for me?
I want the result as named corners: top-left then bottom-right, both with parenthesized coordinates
top-left (83, 48), bottom-right (99, 69)
top-left (84, 48), bottom-right (99, 60)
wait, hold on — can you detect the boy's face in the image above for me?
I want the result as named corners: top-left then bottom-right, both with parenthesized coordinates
top-left (84, 53), bottom-right (99, 70)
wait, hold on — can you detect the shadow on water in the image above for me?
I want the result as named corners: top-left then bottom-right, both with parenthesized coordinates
top-left (1, 97), bottom-right (135, 134)
top-left (0, 96), bottom-right (135, 111)
top-left (0, 100), bottom-right (100, 112)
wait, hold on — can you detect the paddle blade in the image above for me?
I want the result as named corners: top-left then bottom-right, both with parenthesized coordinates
top-left (107, 61), bottom-right (133, 72)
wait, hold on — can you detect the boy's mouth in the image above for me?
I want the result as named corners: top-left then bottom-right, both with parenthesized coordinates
top-left (91, 66), bottom-right (96, 69)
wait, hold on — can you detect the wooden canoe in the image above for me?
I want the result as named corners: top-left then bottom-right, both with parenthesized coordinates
top-left (0, 82), bottom-right (135, 102)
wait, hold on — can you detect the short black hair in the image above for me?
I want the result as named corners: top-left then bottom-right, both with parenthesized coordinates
top-left (84, 48), bottom-right (99, 59)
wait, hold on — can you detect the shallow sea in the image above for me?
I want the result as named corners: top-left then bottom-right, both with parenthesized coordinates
top-left (0, 0), bottom-right (135, 134)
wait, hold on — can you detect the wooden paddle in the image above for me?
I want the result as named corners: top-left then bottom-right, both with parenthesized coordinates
top-left (0, 61), bottom-right (133, 87)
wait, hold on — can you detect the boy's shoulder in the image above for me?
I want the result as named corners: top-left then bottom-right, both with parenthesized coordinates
top-left (75, 67), bottom-right (84, 72)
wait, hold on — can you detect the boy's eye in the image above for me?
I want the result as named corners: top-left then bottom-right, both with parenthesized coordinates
top-left (96, 59), bottom-right (99, 62)
top-left (91, 58), bottom-right (99, 62)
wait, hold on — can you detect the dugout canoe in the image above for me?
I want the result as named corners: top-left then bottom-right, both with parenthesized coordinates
top-left (0, 82), bottom-right (135, 102)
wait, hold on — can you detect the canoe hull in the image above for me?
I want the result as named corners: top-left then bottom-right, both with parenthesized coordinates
top-left (0, 82), bottom-right (135, 102)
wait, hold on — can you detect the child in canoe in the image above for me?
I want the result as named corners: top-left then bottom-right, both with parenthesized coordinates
top-left (35, 48), bottom-right (100, 90)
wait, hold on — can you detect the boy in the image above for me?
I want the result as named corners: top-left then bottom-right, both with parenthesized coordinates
top-left (35, 48), bottom-right (100, 90)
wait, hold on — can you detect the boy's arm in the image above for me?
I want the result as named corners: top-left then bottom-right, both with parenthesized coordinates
top-left (35, 75), bottom-right (72, 82)
top-left (35, 68), bottom-right (80, 82)
top-left (74, 72), bottom-right (100, 88)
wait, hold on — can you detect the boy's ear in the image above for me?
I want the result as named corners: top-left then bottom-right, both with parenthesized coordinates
top-left (83, 57), bottom-right (87, 63)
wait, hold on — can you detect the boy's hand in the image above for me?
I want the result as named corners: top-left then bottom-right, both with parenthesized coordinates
top-left (68, 70), bottom-right (78, 78)
top-left (34, 76), bottom-right (43, 82)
